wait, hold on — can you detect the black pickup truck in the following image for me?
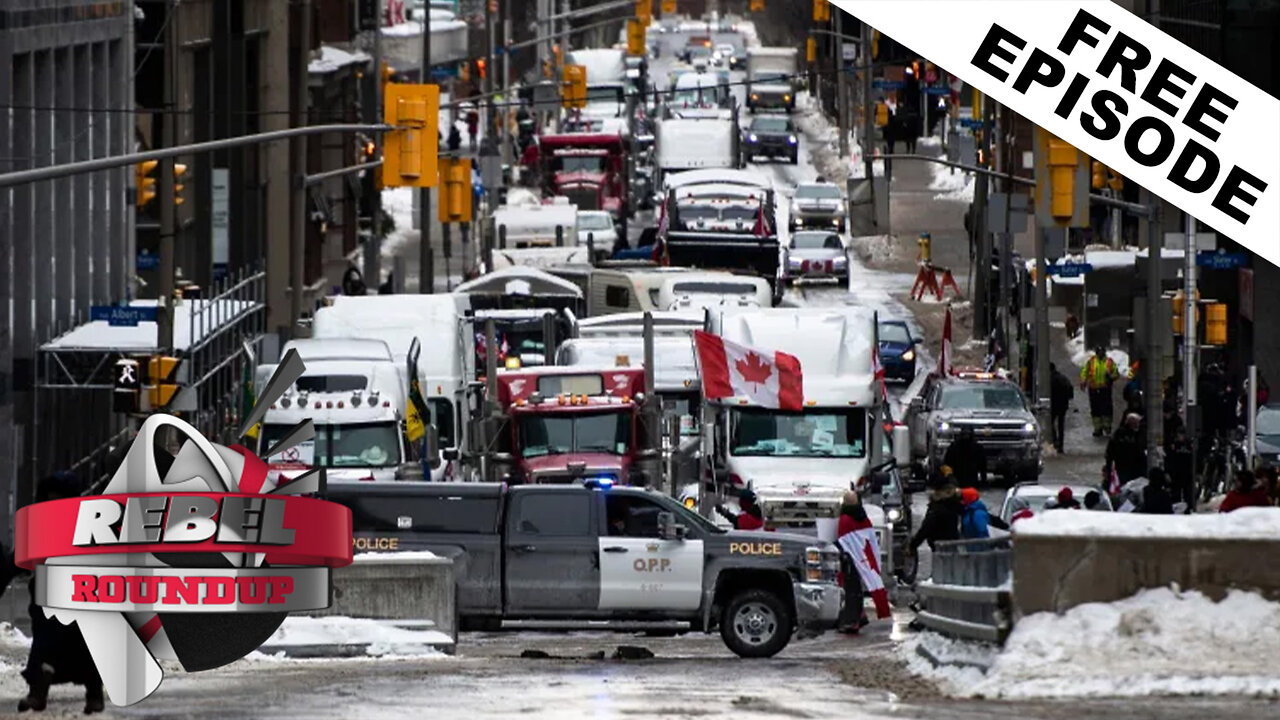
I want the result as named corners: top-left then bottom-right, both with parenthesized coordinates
top-left (325, 482), bottom-right (843, 657)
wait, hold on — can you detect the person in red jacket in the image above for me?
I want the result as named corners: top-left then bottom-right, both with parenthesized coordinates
top-left (715, 489), bottom-right (765, 530)
top-left (836, 490), bottom-right (872, 634)
top-left (1219, 470), bottom-right (1272, 513)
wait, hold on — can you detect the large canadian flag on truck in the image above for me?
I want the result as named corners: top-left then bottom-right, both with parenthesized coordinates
top-left (693, 330), bottom-right (803, 411)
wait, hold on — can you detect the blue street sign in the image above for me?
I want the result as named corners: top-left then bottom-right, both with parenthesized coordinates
top-left (923, 86), bottom-right (950, 95)
top-left (136, 250), bottom-right (159, 271)
top-left (1196, 251), bottom-right (1246, 270)
top-left (429, 66), bottom-right (458, 81)
top-left (958, 118), bottom-right (984, 129)
top-left (1046, 262), bottom-right (1094, 278)
top-left (873, 80), bottom-right (905, 90)
top-left (90, 305), bottom-right (158, 327)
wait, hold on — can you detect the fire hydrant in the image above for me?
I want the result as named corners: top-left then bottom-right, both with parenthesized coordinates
top-left (917, 232), bottom-right (932, 265)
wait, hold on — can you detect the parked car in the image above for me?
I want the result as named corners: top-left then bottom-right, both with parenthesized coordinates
top-left (790, 181), bottom-right (845, 232)
top-left (878, 320), bottom-right (919, 383)
top-left (742, 115), bottom-right (798, 164)
top-left (1254, 403), bottom-right (1280, 468)
top-left (783, 231), bottom-right (847, 285)
top-left (998, 482), bottom-right (1113, 525)
top-left (577, 210), bottom-right (621, 257)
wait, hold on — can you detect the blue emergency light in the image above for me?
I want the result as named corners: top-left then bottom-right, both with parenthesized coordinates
top-left (584, 477), bottom-right (615, 490)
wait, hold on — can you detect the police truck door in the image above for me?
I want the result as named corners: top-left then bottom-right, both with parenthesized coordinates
top-left (597, 494), bottom-right (703, 611)
top-left (504, 489), bottom-right (601, 612)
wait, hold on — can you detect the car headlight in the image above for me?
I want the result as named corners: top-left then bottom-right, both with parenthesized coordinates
top-left (784, 94), bottom-right (792, 102)
top-left (887, 508), bottom-right (903, 523)
top-left (748, 133), bottom-right (758, 142)
top-left (751, 93), bottom-right (759, 100)
top-left (794, 217), bottom-right (804, 226)
top-left (788, 135), bottom-right (798, 144)
top-left (1023, 422), bottom-right (1037, 434)
top-left (901, 349), bottom-right (915, 361)
top-left (937, 421), bottom-right (952, 434)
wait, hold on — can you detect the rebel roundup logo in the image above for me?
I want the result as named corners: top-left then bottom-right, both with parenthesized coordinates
top-left (14, 350), bottom-right (353, 706)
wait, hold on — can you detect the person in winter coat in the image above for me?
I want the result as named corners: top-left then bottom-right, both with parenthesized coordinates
top-left (1105, 413), bottom-right (1147, 485)
top-left (836, 490), bottom-right (871, 634)
top-left (715, 489), bottom-right (765, 530)
top-left (21, 473), bottom-right (104, 714)
top-left (910, 482), bottom-right (964, 553)
top-left (1054, 486), bottom-right (1082, 509)
top-left (1219, 470), bottom-right (1272, 513)
top-left (1259, 466), bottom-right (1280, 507)
top-left (465, 108), bottom-right (480, 152)
top-left (1050, 363), bottom-right (1074, 453)
top-left (1084, 490), bottom-right (1104, 510)
top-left (1164, 426), bottom-right (1196, 510)
top-left (1080, 346), bottom-right (1120, 437)
top-left (959, 487), bottom-right (1009, 539)
top-left (943, 427), bottom-right (987, 487)
top-left (1008, 496), bottom-right (1034, 525)
top-left (447, 124), bottom-right (463, 153)
top-left (1138, 468), bottom-right (1176, 514)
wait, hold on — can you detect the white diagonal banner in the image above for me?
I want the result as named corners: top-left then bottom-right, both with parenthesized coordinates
top-left (832, 0), bottom-right (1280, 267)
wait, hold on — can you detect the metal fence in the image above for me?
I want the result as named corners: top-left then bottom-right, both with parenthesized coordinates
top-left (915, 536), bottom-right (1013, 643)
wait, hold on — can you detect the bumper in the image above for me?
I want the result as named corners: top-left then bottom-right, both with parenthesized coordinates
top-left (793, 581), bottom-right (842, 630)
top-left (881, 358), bottom-right (916, 382)
top-left (749, 95), bottom-right (794, 110)
top-left (931, 442), bottom-right (1042, 474)
top-left (745, 141), bottom-right (795, 158)
top-left (791, 215), bottom-right (844, 231)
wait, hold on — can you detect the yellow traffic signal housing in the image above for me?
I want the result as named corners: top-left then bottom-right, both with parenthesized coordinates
top-left (1108, 169), bottom-right (1124, 192)
top-left (146, 355), bottom-right (181, 410)
top-left (806, 37), bottom-right (817, 63)
top-left (383, 83), bottom-right (440, 188)
top-left (562, 64), bottom-right (587, 109)
top-left (872, 30), bottom-right (881, 60)
top-left (1205, 303), bottom-right (1228, 345)
top-left (1033, 127), bottom-right (1089, 229)
top-left (1172, 289), bottom-right (1202, 334)
top-left (875, 101), bottom-right (889, 127)
top-left (1092, 161), bottom-right (1106, 190)
top-left (750, 0), bottom-right (765, 11)
top-left (438, 158), bottom-right (473, 223)
top-left (627, 18), bottom-right (646, 56)
top-left (136, 160), bottom-right (158, 208)
top-left (173, 163), bottom-right (188, 205)
top-left (635, 0), bottom-right (652, 23)
top-left (661, 0), bottom-right (677, 14)
top-left (813, 0), bottom-right (830, 22)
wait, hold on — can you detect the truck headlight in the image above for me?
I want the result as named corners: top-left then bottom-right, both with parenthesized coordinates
top-left (805, 548), bottom-right (822, 565)
top-left (748, 133), bottom-right (758, 142)
top-left (1023, 422), bottom-right (1037, 434)
top-left (788, 135), bottom-right (798, 144)
top-left (902, 349), bottom-right (915, 361)
top-left (937, 421), bottom-right (952, 434)
top-left (887, 507), bottom-right (903, 523)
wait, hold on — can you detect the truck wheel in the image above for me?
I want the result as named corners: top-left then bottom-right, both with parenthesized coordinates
top-left (720, 588), bottom-right (793, 658)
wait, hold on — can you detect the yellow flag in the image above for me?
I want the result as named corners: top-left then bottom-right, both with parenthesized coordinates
top-left (406, 378), bottom-right (427, 443)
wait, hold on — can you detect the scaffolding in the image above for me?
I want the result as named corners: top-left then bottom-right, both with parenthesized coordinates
top-left (34, 268), bottom-right (267, 495)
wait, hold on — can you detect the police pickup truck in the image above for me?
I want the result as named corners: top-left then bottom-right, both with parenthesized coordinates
top-left (325, 481), bottom-right (843, 657)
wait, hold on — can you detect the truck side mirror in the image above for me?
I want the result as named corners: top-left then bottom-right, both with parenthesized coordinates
top-left (892, 425), bottom-right (911, 469)
top-left (657, 511), bottom-right (685, 541)
top-left (425, 425), bottom-right (442, 470)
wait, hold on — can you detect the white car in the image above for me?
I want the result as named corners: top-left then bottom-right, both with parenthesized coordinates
top-left (576, 211), bottom-right (619, 257)
top-left (997, 482), bottom-right (1113, 525)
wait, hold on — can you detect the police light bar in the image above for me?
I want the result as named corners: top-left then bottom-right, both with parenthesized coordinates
top-left (584, 477), bottom-right (615, 490)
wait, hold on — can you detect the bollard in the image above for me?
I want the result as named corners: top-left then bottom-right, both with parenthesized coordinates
top-left (587, 232), bottom-right (595, 264)
top-left (498, 223), bottom-right (507, 250)
top-left (556, 225), bottom-right (564, 247)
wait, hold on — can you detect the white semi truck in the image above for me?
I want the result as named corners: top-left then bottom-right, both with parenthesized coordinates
top-left (745, 47), bottom-right (798, 113)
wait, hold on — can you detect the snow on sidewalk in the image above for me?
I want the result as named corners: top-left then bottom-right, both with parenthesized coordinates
top-left (928, 159), bottom-right (974, 203)
top-left (259, 616), bottom-right (452, 658)
top-left (904, 586), bottom-right (1280, 699)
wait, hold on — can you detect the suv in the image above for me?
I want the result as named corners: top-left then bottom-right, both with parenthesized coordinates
top-left (904, 373), bottom-right (1043, 484)
top-left (790, 181), bottom-right (845, 232)
top-left (742, 115), bottom-right (798, 164)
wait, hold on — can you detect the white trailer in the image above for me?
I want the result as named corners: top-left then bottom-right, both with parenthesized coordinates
top-left (746, 47), bottom-right (798, 112)
top-left (654, 117), bottom-right (738, 186)
top-left (491, 201), bottom-right (580, 255)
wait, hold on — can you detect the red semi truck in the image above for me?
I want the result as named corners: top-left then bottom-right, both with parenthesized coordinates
top-left (531, 132), bottom-right (629, 221)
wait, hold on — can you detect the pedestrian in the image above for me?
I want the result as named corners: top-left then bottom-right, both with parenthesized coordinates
top-left (959, 487), bottom-right (1009, 540)
top-left (884, 108), bottom-right (898, 155)
top-left (910, 480), bottom-right (964, 553)
top-left (1123, 360), bottom-right (1142, 405)
top-left (836, 490), bottom-right (871, 634)
top-left (465, 107), bottom-right (480, 152)
top-left (1258, 466), bottom-right (1280, 506)
top-left (447, 123), bottom-right (462, 153)
top-left (942, 426), bottom-right (987, 487)
top-left (1054, 486), bottom-right (1082, 510)
top-left (1008, 496), bottom-right (1034, 525)
top-left (1105, 413), bottom-right (1147, 485)
top-left (715, 489), bottom-right (765, 530)
top-left (1050, 362), bottom-right (1074, 453)
top-left (1219, 470), bottom-right (1271, 513)
top-left (1138, 468), bottom-right (1176, 514)
top-left (1083, 489), bottom-right (1104, 511)
top-left (1080, 346), bottom-right (1120, 437)
top-left (21, 473), bottom-right (104, 714)
top-left (1164, 426), bottom-right (1196, 510)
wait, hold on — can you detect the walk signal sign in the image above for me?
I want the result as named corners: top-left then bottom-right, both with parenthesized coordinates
top-left (383, 83), bottom-right (441, 188)
top-left (750, 0), bottom-right (765, 11)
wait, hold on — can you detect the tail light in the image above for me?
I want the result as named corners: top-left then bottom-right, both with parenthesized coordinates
top-left (729, 473), bottom-right (744, 487)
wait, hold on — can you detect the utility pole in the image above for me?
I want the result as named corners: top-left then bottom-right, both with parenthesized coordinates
top-left (419, 5), bottom-right (433, 293)
top-left (485, 0), bottom-right (496, 148)
top-left (1183, 210), bottom-right (1198, 473)
top-left (834, 12), bottom-right (847, 157)
top-left (1034, 222), bottom-right (1051, 429)
top-left (971, 93), bottom-right (994, 338)
top-left (158, 0), bottom-right (178, 350)
top-left (365, 0), bottom-right (384, 292)
top-left (501, 1), bottom-right (512, 168)
top-left (998, 105), bottom-right (1014, 372)
top-left (1144, 196), bottom-right (1163, 470)
top-left (290, 0), bottom-right (311, 333)
top-left (859, 20), bottom-right (875, 222)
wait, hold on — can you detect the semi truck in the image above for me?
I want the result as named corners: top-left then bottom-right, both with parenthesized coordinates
top-left (533, 133), bottom-right (629, 222)
top-left (324, 481), bottom-right (843, 657)
top-left (745, 47), bottom-right (798, 113)
top-left (653, 116), bottom-right (739, 193)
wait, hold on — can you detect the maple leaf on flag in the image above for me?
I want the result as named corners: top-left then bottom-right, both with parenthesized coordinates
top-left (735, 352), bottom-right (773, 387)
top-left (863, 536), bottom-right (881, 575)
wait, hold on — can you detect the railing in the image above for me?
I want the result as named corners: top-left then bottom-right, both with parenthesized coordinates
top-left (915, 536), bottom-right (1013, 643)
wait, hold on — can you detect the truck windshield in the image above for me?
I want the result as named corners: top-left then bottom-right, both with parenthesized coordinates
top-left (939, 384), bottom-right (1026, 410)
top-left (262, 421), bottom-right (402, 468)
top-left (518, 410), bottom-right (631, 457)
top-left (729, 407), bottom-right (867, 458)
top-left (557, 156), bottom-right (606, 174)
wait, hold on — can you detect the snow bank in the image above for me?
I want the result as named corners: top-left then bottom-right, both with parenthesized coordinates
top-left (0, 622), bottom-right (31, 650)
top-left (1016, 506), bottom-right (1280, 539)
top-left (309, 46), bottom-right (370, 74)
top-left (264, 616), bottom-right (452, 657)
top-left (851, 234), bottom-right (897, 265)
top-left (905, 587), bottom-right (1280, 699)
top-left (354, 550), bottom-right (441, 562)
top-left (929, 161), bottom-right (974, 202)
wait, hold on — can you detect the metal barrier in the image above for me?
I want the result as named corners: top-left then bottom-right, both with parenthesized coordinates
top-left (915, 536), bottom-right (1013, 643)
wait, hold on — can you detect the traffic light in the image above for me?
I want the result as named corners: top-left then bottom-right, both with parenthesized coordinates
top-left (460, 61), bottom-right (470, 82)
top-left (813, 0), bottom-right (830, 22)
top-left (113, 358), bottom-right (141, 413)
top-left (1107, 168), bottom-right (1124, 192)
top-left (627, 18), bottom-right (646, 55)
top-left (875, 100), bottom-right (889, 127)
top-left (562, 64), bottom-right (587, 109)
top-left (1092, 161), bottom-right (1106, 190)
top-left (382, 84), bottom-right (441, 188)
top-left (477, 58), bottom-right (487, 79)
top-left (750, 0), bottom-right (764, 11)
top-left (1172, 289), bottom-right (1201, 334)
top-left (806, 37), bottom-right (817, 63)
top-left (635, 0), bottom-right (652, 23)
top-left (381, 61), bottom-right (395, 88)
top-left (911, 60), bottom-right (920, 78)
top-left (552, 44), bottom-right (563, 70)
top-left (1033, 127), bottom-right (1089, 229)
top-left (438, 157), bottom-right (473, 223)
top-left (1205, 303), bottom-right (1228, 345)
top-left (146, 355), bottom-right (181, 410)
top-left (661, 0), bottom-right (677, 14)
top-left (135, 160), bottom-right (158, 208)
top-left (173, 163), bottom-right (188, 205)
top-left (872, 30), bottom-right (880, 59)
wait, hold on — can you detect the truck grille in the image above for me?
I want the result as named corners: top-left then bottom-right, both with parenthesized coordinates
top-left (761, 498), bottom-right (839, 526)
top-left (562, 187), bottom-right (600, 211)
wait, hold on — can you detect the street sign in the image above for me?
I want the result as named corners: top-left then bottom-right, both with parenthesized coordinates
top-left (923, 86), bottom-right (950, 95)
top-left (873, 79), bottom-right (905, 90)
top-left (1046, 262), bottom-right (1093, 278)
top-left (90, 305), bottom-right (159, 327)
top-left (135, 250), bottom-right (158, 271)
top-left (1197, 251), bottom-right (1247, 270)
top-left (958, 117), bottom-right (983, 129)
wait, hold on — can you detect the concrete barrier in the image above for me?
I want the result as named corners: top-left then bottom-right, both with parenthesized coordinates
top-left (1011, 509), bottom-right (1280, 616)
top-left (309, 553), bottom-right (458, 644)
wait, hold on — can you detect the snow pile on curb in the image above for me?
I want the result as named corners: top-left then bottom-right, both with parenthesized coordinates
top-left (1067, 333), bottom-right (1130, 376)
top-left (263, 617), bottom-right (452, 657)
top-left (905, 587), bottom-right (1280, 699)
top-left (850, 234), bottom-right (897, 265)
top-left (0, 622), bottom-right (31, 650)
top-left (380, 186), bottom-right (417, 259)
top-left (929, 160), bottom-right (974, 202)
top-left (1015, 505), bottom-right (1280, 539)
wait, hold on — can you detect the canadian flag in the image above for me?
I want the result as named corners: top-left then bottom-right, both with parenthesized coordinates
top-left (694, 330), bottom-right (803, 410)
top-left (838, 526), bottom-right (892, 619)
top-left (940, 303), bottom-right (954, 376)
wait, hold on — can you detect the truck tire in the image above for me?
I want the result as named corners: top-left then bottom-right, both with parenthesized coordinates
top-left (720, 588), bottom-right (793, 658)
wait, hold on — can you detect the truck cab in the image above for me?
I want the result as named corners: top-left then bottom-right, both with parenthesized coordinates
top-left (536, 133), bottom-right (628, 219)
top-left (326, 481), bottom-right (843, 658)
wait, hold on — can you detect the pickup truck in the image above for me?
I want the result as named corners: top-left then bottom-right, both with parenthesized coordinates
top-left (325, 481), bottom-right (843, 657)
